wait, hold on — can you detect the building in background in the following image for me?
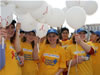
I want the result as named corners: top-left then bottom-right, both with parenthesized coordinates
top-left (83, 24), bottom-right (100, 40)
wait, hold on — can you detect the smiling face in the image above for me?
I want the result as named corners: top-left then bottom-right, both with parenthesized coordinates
top-left (25, 32), bottom-right (36, 43)
top-left (78, 31), bottom-right (86, 41)
top-left (6, 24), bottom-right (15, 39)
top-left (90, 33), bottom-right (99, 42)
top-left (47, 33), bottom-right (58, 45)
top-left (61, 30), bottom-right (69, 40)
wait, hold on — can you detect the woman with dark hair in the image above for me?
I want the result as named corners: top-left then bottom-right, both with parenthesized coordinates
top-left (89, 30), bottom-right (100, 75)
top-left (66, 28), bottom-right (95, 75)
top-left (20, 29), bottom-right (25, 41)
top-left (21, 30), bottom-right (39, 75)
top-left (0, 20), bottom-right (22, 75)
top-left (38, 28), bottom-right (67, 75)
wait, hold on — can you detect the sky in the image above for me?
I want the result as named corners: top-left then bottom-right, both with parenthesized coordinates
top-left (45, 0), bottom-right (100, 32)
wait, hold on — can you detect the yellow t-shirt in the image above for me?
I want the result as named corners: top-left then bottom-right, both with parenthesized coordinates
top-left (39, 40), bottom-right (46, 52)
top-left (21, 42), bottom-right (38, 75)
top-left (66, 43), bottom-right (93, 75)
top-left (91, 43), bottom-right (100, 75)
top-left (60, 39), bottom-right (72, 49)
top-left (38, 44), bottom-right (66, 75)
top-left (0, 40), bottom-right (21, 75)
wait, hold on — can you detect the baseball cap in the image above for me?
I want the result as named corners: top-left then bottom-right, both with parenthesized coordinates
top-left (90, 30), bottom-right (100, 37)
top-left (47, 28), bottom-right (58, 35)
top-left (75, 28), bottom-right (87, 34)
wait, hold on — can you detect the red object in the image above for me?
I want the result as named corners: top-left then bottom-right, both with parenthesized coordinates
top-left (63, 71), bottom-right (67, 75)
top-left (62, 39), bottom-right (68, 41)
top-left (11, 51), bottom-right (15, 59)
top-left (87, 47), bottom-right (94, 55)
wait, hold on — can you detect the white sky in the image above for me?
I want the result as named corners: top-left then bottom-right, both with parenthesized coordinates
top-left (45, 0), bottom-right (100, 32)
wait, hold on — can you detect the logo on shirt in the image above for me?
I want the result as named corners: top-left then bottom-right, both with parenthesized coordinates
top-left (43, 58), bottom-right (58, 66)
top-left (74, 51), bottom-right (85, 54)
top-left (11, 51), bottom-right (15, 59)
top-left (10, 46), bottom-right (14, 49)
top-left (43, 53), bottom-right (59, 58)
top-left (23, 48), bottom-right (32, 52)
top-left (42, 53), bottom-right (59, 66)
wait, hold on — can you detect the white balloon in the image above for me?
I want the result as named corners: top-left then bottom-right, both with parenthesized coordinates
top-left (36, 23), bottom-right (50, 38)
top-left (15, 7), bottom-right (28, 15)
top-left (80, 1), bottom-right (98, 15)
top-left (19, 13), bottom-right (38, 32)
top-left (45, 8), bottom-right (65, 27)
top-left (66, 1), bottom-right (80, 8)
top-left (0, 6), bottom-right (13, 27)
top-left (14, 1), bottom-right (46, 14)
top-left (36, 5), bottom-right (52, 23)
top-left (31, 2), bottom-right (48, 20)
top-left (0, 1), bottom-right (6, 6)
top-left (62, 7), bottom-right (68, 13)
top-left (7, 15), bottom-right (13, 25)
top-left (66, 6), bottom-right (86, 30)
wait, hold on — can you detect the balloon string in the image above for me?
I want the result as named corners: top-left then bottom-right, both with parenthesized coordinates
top-left (75, 30), bottom-right (78, 75)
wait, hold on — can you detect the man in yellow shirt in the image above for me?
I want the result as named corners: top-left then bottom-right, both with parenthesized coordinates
top-left (60, 27), bottom-right (72, 50)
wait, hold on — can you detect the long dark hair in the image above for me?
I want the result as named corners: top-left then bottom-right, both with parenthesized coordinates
top-left (22, 31), bottom-right (36, 48)
top-left (8, 20), bottom-right (16, 44)
top-left (72, 36), bottom-right (76, 44)
top-left (96, 35), bottom-right (100, 42)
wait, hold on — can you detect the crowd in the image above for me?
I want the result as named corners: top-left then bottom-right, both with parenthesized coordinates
top-left (0, 20), bottom-right (100, 75)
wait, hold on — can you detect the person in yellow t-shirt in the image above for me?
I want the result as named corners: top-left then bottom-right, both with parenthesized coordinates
top-left (21, 30), bottom-right (39, 75)
top-left (89, 30), bottom-right (100, 75)
top-left (0, 21), bottom-right (22, 75)
top-left (66, 28), bottom-right (95, 75)
top-left (60, 27), bottom-right (72, 50)
top-left (38, 28), bottom-right (67, 75)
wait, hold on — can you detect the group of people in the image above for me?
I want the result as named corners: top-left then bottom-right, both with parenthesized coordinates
top-left (0, 20), bottom-right (100, 75)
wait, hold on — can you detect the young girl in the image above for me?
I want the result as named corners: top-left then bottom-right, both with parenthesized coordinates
top-left (66, 28), bottom-right (95, 75)
top-left (38, 28), bottom-right (67, 75)
top-left (21, 30), bottom-right (39, 75)
top-left (0, 20), bottom-right (22, 75)
top-left (90, 30), bottom-right (100, 75)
